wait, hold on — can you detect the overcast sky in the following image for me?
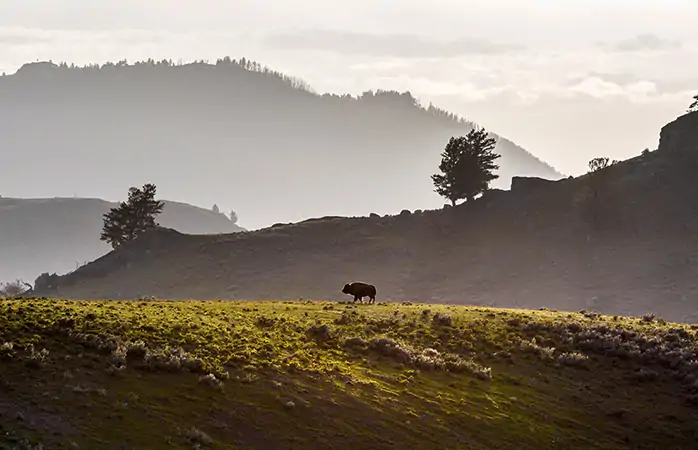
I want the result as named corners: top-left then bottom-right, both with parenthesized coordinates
top-left (0, 0), bottom-right (696, 175)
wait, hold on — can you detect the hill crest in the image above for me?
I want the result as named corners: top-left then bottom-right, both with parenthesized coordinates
top-left (0, 196), bottom-right (244, 284)
top-left (30, 111), bottom-right (698, 323)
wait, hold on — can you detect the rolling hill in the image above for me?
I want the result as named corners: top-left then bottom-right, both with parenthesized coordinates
top-left (0, 58), bottom-right (561, 230)
top-left (30, 111), bottom-right (698, 322)
top-left (2, 298), bottom-right (698, 449)
top-left (0, 197), bottom-right (244, 284)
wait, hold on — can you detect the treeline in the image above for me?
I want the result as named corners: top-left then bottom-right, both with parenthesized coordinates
top-left (4, 56), bottom-right (477, 130)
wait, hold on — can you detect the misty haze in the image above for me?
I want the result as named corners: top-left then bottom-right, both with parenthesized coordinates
top-left (1, 1), bottom-right (698, 449)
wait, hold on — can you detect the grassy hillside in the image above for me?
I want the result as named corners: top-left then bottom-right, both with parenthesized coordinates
top-left (0, 58), bottom-right (561, 229)
top-left (1, 298), bottom-right (698, 449)
top-left (34, 112), bottom-right (698, 322)
top-left (0, 197), bottom-right (244, 284)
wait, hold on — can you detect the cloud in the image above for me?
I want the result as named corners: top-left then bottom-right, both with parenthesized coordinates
top-left (565, 71), bottom-right (641, 86)
top-left (562, 71), bottom-right (698, 98)
top-left (0, 26), bottom-right (693, 109)
top-left (262, 29), bottom-right (526, 58)
top-left (603, 33), bottom-right (682, 53)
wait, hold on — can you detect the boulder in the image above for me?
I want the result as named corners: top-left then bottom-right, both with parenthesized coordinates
top-left (511, 176), bottom-right (556, 193)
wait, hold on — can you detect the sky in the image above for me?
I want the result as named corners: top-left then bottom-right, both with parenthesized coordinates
top-left (0, 0), bottom-right (696, 177)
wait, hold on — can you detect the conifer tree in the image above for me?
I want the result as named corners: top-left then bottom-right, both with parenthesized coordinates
top-left (431, 127), bottom-right (501, 206)
top-left (100, 183), bottom-right (165, 249)
top-left (689, 95), bottom-right (698, 113)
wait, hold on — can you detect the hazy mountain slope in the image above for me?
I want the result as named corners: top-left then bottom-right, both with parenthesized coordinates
top-left (0, 197), bottom-right (243, 283)
top-left (32, 112), bottom-right (698, 322)
top-left (0, 59), bottom-right (561, 229)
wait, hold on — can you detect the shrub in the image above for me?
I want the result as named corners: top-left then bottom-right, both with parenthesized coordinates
top-left (110, 345), bottom-right (128, 366)
top-left (334, 311), bottom-right (357, 325)
top-left (370, 337), bottom-right (414, 364)
top-left (106, 364), bottom-right (127, 377)
top-left (432, 313), bottom-right (453, 327)
top-left (445, 357), bottom-right (493, 380)
top-left (256, 316), bottom-right (276, 328)
top-left (306, 323), bottom-right (333, 343)
top-left (369, 337), bottom-right (492, 380)
top-left (126, 340), bottom-right (148, 358)
top-left (198, 373), bottom-right (225, 391)
top-left (520, 338), bottom-right (555, 360)
top-left (342, 337), bottom-right (369, 348)
top-left (557, 352), bottom-right (589, 367)
top-left (642, 313), bottom-right (657, 323)
top-left (24, 344), bottom-right (49, 368)
top-left (0, 342), bottom-right (15, 360)
top-left (142, 347), bottom-right (205, 373)
top-left (506, 318), bottom-right (521, 327)
top-left (184, 427), bottom-right (213, 446)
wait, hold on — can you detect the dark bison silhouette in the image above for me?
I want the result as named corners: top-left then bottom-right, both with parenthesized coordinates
top-left (342, 282), bottom-right (377, 304)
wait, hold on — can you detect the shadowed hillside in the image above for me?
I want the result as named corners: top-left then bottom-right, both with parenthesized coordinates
top-left (0, 197), bottom-right (244, 283)
top-left (32, 112), bottom-right (698, 323)
top-left (0, 58), bottom-right (561, 229)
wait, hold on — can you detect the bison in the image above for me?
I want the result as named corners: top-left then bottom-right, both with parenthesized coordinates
top-left (342, 282), bottom-right (377, 304)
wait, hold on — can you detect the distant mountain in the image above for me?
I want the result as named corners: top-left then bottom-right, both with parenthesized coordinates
top-left (0, 58), bottom-right (562, 229)
top-left (0, 197), bottom-right (244, 283)
top-left (33, 111), bottom-right (698, 323)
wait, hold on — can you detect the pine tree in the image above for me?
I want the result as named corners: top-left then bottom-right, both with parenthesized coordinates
top-left (100, 183), bottom-right (165, 249)
top-left (431, 127), bottom-right (501, 206)
top-left (689, 95), bottom-right (698, 113)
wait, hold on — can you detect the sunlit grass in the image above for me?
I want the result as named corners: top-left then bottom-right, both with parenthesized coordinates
top-left (2, 298), bottom-right (698, 449)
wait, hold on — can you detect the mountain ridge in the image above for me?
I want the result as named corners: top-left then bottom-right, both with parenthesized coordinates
top-left (0, 57), bottom-right (561, 230)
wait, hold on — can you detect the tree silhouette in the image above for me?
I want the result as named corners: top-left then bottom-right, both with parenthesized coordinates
top-left (689, 95), bottom-right (698, 113)
top-left (579, 156), bottom-right (621, 235)
top-left (431, 127), bottom-right (501, 206)
top-left (100, 183), bottom-right (165, 249)
top-left (587, 157), bottom-right (619, 173)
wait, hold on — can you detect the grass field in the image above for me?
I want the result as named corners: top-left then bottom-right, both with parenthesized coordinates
top-left (1, 298), bottom-right (698, 449)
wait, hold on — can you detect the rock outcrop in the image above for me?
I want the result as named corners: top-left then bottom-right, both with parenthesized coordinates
top-left (510, 176), bottom-right (559, 193)
top-left (659, 111), bottom-right (698, 153)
